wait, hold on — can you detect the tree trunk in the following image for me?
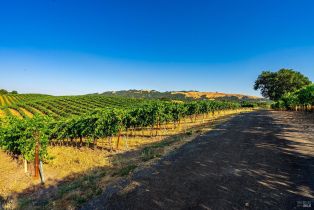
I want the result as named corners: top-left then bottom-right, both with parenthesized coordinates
top-left (93, 138), bottom-right (97, 149)
top-left (125, 129), bottom-right (129, 149)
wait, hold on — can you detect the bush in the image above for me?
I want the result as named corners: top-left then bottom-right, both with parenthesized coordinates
top-left (241, 101), bottom-right (257, 108)
top-left (297, 84), bottom-right (314, 106)
top-left (271, 84), bottom-right (314, 111)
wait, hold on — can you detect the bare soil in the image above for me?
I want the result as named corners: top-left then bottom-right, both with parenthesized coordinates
top-left (82, 110), bottom-right (314, 210)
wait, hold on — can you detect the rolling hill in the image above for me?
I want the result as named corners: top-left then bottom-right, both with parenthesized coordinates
top-left (0, 94), bottom-right (146, 120)
top-left (101, 89), bottom-right (261, 101)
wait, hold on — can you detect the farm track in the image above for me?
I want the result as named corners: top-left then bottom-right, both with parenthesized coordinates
top-left (83, 110), bottom-right (314, 210)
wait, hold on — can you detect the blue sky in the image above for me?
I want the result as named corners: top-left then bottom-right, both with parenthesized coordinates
top-left (0, 0), bottom-right (314, 96)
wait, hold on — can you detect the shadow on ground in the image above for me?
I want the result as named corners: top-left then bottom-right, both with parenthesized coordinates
top-left (81, 111), bottom-right (314, 210)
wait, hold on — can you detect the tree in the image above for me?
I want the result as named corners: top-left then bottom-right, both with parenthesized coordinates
top-left (0, 89), bottom-right (18, 94)
top-left (254, 69), bottom-right (311, 101)
top-left (0, 89), bottom-right (8, 95)
top-left (296, 84), bottom-right (314, 106)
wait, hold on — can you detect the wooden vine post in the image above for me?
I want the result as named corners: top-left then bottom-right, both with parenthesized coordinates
top-left (116, 129), bottom-right (121, 150)
top-left (24, 159), bottom-right (28, 173)
top-left (34, 141), bottom-right (40, 178)
top-left (34, 132), bottom-right (40, 178)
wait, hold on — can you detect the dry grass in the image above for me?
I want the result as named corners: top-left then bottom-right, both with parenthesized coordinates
top-left (0, 148), bottom-right (112, 209)
top-left (8, 109), bottom-right (23, 119)
top-left (30, 107), bottom-right (44, 115)
top-left (0, 96), bottom-right (5, 106)
top-left (19, 108), bottom-right (33, 118)
top-left (0, 109), bottom-right (5, 118)
top-left (44, 147), bottom-right (111, 180)
top-left (0, 152), bottom-right (34, 199)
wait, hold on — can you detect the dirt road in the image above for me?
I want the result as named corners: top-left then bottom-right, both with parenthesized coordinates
top-left (82, 111), bottom-right (314, 210)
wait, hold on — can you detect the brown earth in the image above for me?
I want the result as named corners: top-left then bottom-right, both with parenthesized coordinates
top-left (82, 110), bottom-right (314, 210)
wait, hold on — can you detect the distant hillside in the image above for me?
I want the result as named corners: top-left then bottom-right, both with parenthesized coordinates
top-left (101, 90), bottom-right (187, 101)
top-left (101, 90), bottom-right (263, 102)
top-left (172, 91), bottom-right (260, 100)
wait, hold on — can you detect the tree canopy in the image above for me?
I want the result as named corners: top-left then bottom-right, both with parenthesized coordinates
top-left (0, 89), bottom-right (9, 95)
top-left (254, 69), bottom-right (311, 101)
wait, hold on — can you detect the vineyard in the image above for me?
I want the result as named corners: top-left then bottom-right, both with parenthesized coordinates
top-left (0, 94), bottom-right (146, 120)
top-left (0, 93), bottom-right (250, 209)
top-left (0, 98), bottom-right (244, 161)
top-left (1, 1), bottom-right (314, 208)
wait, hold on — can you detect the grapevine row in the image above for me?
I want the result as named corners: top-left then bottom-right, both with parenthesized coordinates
top-left (0, 100), bottom-right (242, 161)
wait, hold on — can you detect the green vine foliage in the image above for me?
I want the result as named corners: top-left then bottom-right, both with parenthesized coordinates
top-left (0, 100), bottom-right (241, 160)
top-left (0, 114), bottom-right (51, 161)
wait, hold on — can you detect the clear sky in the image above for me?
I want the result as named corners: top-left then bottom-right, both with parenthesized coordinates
top-left (0, 0), bottom-right (314, 96)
